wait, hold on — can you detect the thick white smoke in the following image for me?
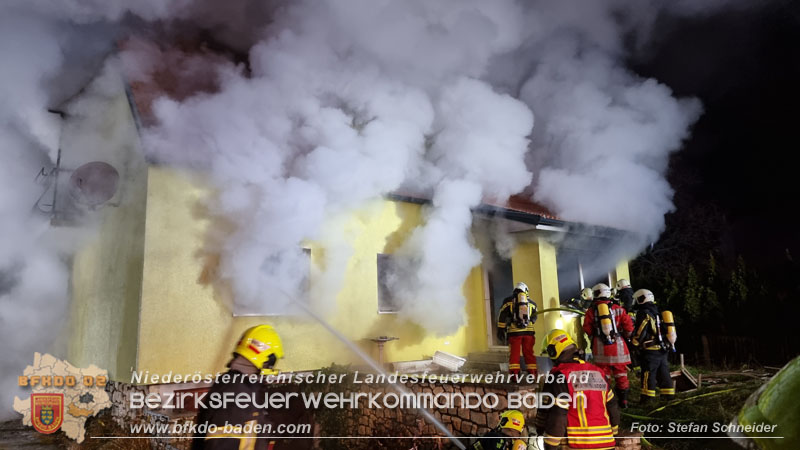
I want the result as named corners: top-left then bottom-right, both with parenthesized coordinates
top-left (134, 0), bottom-right (536, 331)
top-left (0, 12), bottom-right (70, 420)
top-left (127, 0), bottom-right (708, 334)
top-left (516, 6), bottom-right (702, 243)
top-left (0, 6), bottom-right (127, 419)
top-left (1, 0), bottom-right (727, 379)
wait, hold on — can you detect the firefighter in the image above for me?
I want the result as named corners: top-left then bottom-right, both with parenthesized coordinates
top-left (497, 282), bottom-right (538, 375)
top-left (577, 287), bottom-right (594, 311)
top-left (582, 283), bottom-right (634, 408)
top-left (192, 325), bottom-right (285, 450)
top-left (563, 287), bottom-right (592, 314)
top-left (470, 410), bottom-right (527, 450)
top-left (615, 278), bottom-right (638, 366)
top-left (535, 329), bottom-right (620, 450)
top-left (615, 279), bottom-right (635, 313)
top-left (631, 289), bottom-right (676, 404)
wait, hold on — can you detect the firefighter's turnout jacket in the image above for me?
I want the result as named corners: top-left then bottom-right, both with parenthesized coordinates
top-left (632, 302), bottom-right (676, 399)
top-left (192, 369), bottom-right (272, 450)
top-left (497, 292), bottom-right (537, 337)
top-left (617, 287), bottom-right (635, 313)
top-left (535, 357), bottom-right (620, 449)
top-left (582, 298), bottom-right (633, 366)
top-left (470, 429), bottom-right (527, 450)
top-left (632, 302), bottom-right (668, 351)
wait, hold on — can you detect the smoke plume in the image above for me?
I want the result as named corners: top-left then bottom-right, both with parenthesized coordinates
top-left (0, 6), bottom-right (122, 419)
top-left (0, 0), bottom-right (736, 396)
top-left (0, 11), bottom-right (72, 420)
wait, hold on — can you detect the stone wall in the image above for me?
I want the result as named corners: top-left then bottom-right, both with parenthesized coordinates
top-left (318, 380), bottom-right (539, 450)
top-left (107, 380), bottom-right (150, 428)
top-left (106, 381), bottom-right (194, 450)
top-left (105, 379), bottom-right (641, 450)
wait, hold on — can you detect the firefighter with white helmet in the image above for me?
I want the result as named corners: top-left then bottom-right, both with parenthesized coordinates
top-left (535, 329), bottom-right (620, 449)
top-left (615, 278), bottom-right (635, 313)
top-left (582, 283), bottom-right (634, 408)
top-left (470, 410), bottom-right (527, 450)
top-left (497, 282), bottom-right (538, 375)
top-left (631, 289), bottom-right (677, 404)
top-left (193, 325), bottom-right (285, 450)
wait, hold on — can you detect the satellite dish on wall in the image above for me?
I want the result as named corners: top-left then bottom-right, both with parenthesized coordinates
top-left (68, 161), bottom-right (119, 207)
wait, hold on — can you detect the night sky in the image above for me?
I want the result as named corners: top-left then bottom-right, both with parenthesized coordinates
top-left (634, 0), bottom-right (800, 273)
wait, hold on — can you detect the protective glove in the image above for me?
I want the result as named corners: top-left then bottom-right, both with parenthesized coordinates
top-left (496, 328), bottom-right (507, 345)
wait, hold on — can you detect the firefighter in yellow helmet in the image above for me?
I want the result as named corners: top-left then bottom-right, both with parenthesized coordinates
top-left (192, 325), bottom-right (284, 450)
top-left (535, 330), bottom-right (620, 450)
top-left (470, 410), bottom-right (527, 450)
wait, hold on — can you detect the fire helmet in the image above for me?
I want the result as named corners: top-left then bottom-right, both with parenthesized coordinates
top-left (234, 325), bottom-right (284, 375)
top-left (580, 287), bottom-right (593, 301)
top-left (633, 289), bottom-right (655, 305)
top-left (499, 409), bottom-right (525, 432)
top-left (515, 282), bottom-right (529, 295)
top-left (545, 329), bottom-right (577, 360)
top-left (616, 278), bottom-right (632, 290)
top-left (592, 283), bottom-right (611, 299)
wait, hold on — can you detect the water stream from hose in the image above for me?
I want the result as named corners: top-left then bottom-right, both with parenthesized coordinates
top-left (291, 299), bottom-right (467, 449)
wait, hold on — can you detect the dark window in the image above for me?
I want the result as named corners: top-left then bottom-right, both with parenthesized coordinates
top-left (557, 248), bottom-right (582, 304)
top-left (486, 253), bottom-right (513, 346)
top-left (377, 253), bottom-right (400, 313)
top-left (556, 247), bottom-right (610, 307)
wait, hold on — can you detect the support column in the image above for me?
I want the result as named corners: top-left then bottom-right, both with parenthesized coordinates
top-left (511, 239), bottom-right (561, 340)
top-left (613, 260), bottom-right (632, 286)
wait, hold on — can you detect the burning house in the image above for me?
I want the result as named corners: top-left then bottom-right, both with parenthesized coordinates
top-left (53, 42), bottom-right (635, 388)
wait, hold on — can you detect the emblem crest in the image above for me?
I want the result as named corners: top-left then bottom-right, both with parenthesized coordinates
top-left (31, 393), bottom-right (63, 434)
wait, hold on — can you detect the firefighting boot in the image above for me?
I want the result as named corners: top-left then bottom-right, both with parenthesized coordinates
top-left (616, 388), bottom-right (629, 409)
top-left (660, 387), bottom-right (676, 403)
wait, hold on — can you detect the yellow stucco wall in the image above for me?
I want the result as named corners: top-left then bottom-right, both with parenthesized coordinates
top-left (506, 234), bottom-right (633, 350)
top-left (69, 121), bottom-right (634, 381)
top-left (135, 169), bottom-right (490, 379)
top-left (510, 239), bottom-right (561, 340)
top-left (67, 91), bottom-right (148, 380)
top-left (613, 261), bottom-right (631, 286)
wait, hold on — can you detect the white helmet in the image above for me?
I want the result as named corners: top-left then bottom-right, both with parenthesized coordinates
top-left (634, 289), bottom-right (655, 304)
top-left (515, 282), bottom-right (529, 295)
top-left (616, 278), bottom-right (631, 290)
top-left (580, 287), bottom-right (593, 301)
top-left (592, 283), bottom-right (611, 299)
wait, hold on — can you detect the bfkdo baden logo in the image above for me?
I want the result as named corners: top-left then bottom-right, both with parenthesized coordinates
top-left (31, 393), bottom-right (64, 434)
top-left (13, 353), bottom-right (112, 443)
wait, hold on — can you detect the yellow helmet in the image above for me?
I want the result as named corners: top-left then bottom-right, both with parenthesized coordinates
top-left (580, 287), bottom-right (593, 301)
top-left (234, 325), bottom-right (284, 375)
top-left (545, 329), bottom-right (576, 360)
top-left (499, 409), bottom-right (525, 432)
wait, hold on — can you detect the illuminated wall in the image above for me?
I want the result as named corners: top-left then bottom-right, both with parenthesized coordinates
top-left (133, 169), bottom-right (491, 379)
top-left (67, 88), bottom-right (148, 381)
top-left (71, 159), bottom-right (632, 380)
top-left (65, 76), bottom-right (631, 382)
